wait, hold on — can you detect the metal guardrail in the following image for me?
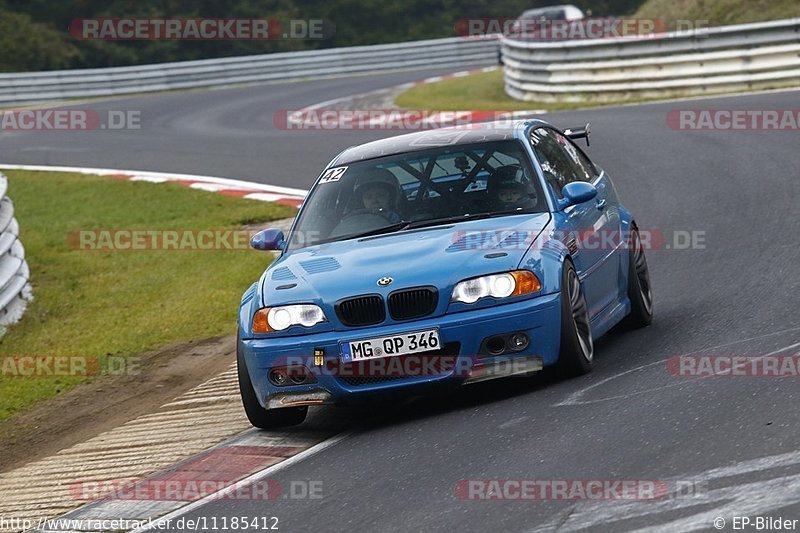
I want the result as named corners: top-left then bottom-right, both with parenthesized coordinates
top-left (0, 37), bottom-right (497, 106)
top-left (501, 18), bottom-right (800, 102)
top-left (0, 172), bottom-right (32, 334)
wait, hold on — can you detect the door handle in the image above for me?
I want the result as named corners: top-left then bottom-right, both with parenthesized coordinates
top-left (596, 198), bottom-right (607, 210)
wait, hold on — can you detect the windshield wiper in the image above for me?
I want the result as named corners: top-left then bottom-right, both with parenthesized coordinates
top-left (335, 221), bottom-right (412, 241)
top-left (406, 209), bottom-right (536, 230)
top-left (313, 209), bottom-right (541, 245)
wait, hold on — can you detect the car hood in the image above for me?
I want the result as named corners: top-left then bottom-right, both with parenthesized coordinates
top-left (260, 213), bottom-right (551, 309)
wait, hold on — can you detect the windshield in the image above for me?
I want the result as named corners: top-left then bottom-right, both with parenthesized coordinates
top-left (287, 140), bottom-right (546, 250)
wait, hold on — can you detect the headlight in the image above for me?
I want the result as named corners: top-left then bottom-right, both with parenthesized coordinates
top-left (451, 271), bottom-right (541, 304)
top-left (252, 304), bottom-right (326, 333)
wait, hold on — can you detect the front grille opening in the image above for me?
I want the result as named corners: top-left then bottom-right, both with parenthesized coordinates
top-left (337, 342), bottom-right (461, 386)
top-left (388, 287), bottom-right (438, 320)
top-left (336, 294), bottom-right (386, 327)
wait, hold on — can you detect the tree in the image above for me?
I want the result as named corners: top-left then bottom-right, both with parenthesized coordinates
top-left (0, 10), bottom-right (81, 72)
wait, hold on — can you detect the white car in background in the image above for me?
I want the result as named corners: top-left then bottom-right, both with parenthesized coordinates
top-left (518, 4), bottom-right (586, 22)
top-left (499, 4), bottom-right (587, 63)
top-left (512, 3), bottom-right (586, 38)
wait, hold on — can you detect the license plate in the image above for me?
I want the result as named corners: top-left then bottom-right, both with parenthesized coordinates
top-left (340, 329), bottom-right (440, 362)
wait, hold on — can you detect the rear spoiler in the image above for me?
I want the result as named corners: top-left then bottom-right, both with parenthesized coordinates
top-left (564, 123), bottom-right (591, 146)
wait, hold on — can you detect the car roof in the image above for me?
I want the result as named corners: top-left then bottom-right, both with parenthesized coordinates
top-left (520, 4), bottom-right (584, 19)
top-left (334, 119), bottom-right (550, 164)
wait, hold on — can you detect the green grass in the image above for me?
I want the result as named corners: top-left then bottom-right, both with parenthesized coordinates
top-left (396, 69), bottom-right (548, 112)
top-left (635, 0), bottom-right (799, 27)
top-left (395, 69), bottom-right (527, 112)
top-left (394, 69), bottom-right (637, 113)
top-left (0, 171), bottom-right (295, 421)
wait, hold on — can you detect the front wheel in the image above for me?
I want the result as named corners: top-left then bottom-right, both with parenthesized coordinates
top-left (237, 337), bottom-right (308, 429)
top-left (554, 261), bottom-right (594, 377)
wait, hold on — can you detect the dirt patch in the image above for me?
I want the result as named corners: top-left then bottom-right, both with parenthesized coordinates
top-left (0, 335), bottom-right (237, 473)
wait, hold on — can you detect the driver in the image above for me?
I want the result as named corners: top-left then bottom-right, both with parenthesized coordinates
top-left (353, 169), bottom-right (404, 222)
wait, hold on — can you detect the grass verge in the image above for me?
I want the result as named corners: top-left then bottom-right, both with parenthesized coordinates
top-left (635, 0), bottom-right (799, 27)
top-left (396, 69), bottom-right (545, 112)
top-left (394, 69), bottom-right (642, 113)
top-left (0, 170), bottom-right (295, 422)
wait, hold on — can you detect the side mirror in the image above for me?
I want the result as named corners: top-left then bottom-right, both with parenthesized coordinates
top-left (558, 182), bottom-right (598, 209)
top-left (250, 228), bottom-right (286, 251)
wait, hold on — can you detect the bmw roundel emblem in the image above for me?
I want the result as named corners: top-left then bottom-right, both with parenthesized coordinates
top-left (377, 277), bottom-right (393, 286)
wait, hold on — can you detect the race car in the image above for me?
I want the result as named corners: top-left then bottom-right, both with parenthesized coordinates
top-left (237, 120), bottom-right (653, 428)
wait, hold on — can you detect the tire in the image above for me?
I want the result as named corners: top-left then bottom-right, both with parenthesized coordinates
top-left (622, 226), bottom-right (653, 328)
top-left (237, 337), bottom-right (308, 429)
top-left (554, 261), bottom-right (594, 377)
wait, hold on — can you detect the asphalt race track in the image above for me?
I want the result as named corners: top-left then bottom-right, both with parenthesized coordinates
top-left (3, 69), bottom-right (799, 531)
top-left (0, 69), bottom-right (469, 184)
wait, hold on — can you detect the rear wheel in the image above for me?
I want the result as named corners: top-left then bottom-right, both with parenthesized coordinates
top-left (237, 337), bottom-right (308, 429)
top-left (554, 261), bottom-right (594, 377)
top-left (623, 226), bottom-right (653, 328)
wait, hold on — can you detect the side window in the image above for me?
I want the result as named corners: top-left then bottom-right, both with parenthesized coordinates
top-left (561, 135), bottom-right (599, 183)
top-left (529, 128), bottom-right (598, 198)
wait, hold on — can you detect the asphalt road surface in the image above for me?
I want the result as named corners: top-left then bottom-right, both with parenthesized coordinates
top-left (3, 70), bottom-right (799, 531)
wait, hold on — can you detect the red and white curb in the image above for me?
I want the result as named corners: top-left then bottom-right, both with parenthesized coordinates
top-left (130, 434), bottom-right (350, 533)
top-left (0, 361), bottom-right (340, 533)
top-left (0, 164), bottom-right (308, 208)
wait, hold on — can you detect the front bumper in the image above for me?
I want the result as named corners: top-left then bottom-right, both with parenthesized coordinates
top-left (239, 292), bottom-right (562, 409)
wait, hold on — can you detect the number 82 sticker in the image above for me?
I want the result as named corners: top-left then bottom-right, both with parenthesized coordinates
top-left (319, 166), bottom-right (348, 183)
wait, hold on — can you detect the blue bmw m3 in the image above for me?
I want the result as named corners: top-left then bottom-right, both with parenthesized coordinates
top-left (237, 120), bottom-right (653, 428)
